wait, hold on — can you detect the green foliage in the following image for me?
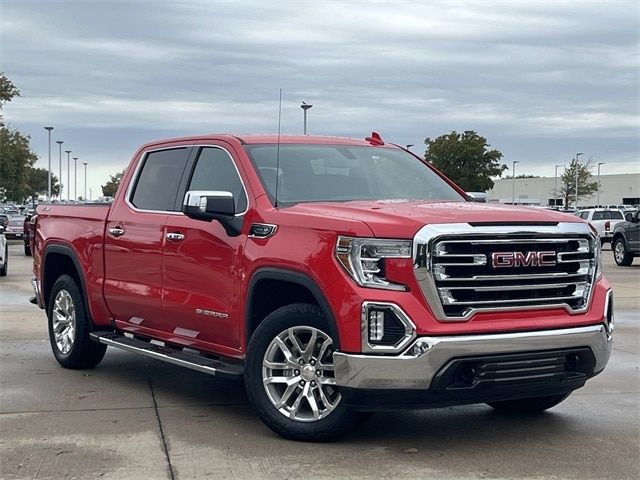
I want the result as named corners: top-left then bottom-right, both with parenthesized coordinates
top-left (28, 167), bottom-right (60, 197)
top-left (560, 158), bottom-right (599, 207)
top-left (424, 131), bottom-right (507, 191)
top-left (101, 171), bottom-right (124, 197)
top-left (0, 73), bottom-right (51, 202)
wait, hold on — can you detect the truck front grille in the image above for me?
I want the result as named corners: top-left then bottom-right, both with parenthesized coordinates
top-left (413, 223), bottom-right (598, 321)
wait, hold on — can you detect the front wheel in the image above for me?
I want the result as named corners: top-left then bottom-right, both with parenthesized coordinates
top-left (487, 393), bottom-right (570, 414)
top-left (613, 238), bottom-right (634, 266)
top-left (48, 274), bottom-right (107, 369)
top-left (244, 303), bottom-right (368, 441)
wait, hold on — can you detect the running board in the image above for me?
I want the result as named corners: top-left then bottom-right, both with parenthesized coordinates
top-left (90, 331), bottom-right (243, 379)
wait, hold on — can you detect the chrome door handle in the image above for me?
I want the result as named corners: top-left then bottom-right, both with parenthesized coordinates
top-left (108, 227), bottom-right (125, 237)
top-left (166, 232), bottom-right (185, 241)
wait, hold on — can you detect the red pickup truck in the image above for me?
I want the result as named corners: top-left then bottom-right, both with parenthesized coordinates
top-left (32, 133), bottom-right (613, 441)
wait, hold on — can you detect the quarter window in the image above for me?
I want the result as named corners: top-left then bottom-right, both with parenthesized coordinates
top-left (188, 147), bottom-right (248, 214)
top-left (131, 148), bottom-right (189, 211)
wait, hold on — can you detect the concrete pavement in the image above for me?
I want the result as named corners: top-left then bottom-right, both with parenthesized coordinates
top-left (1, 241), bottom-right (638, 479)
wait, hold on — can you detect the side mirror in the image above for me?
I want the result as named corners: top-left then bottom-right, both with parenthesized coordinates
top-left (625, 212), bottom-right (633, 222)
top-left (633, 212), bottom-right (640, 223)
top-left (182, 190), bottom-right (243, 236)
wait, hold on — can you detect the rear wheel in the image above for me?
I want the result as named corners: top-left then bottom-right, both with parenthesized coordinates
top-left (48, 275), bottom-right (107, 369)
top-left (0, 244), bottom-right (7, 277)
top-left (487, 393), bottom-right (570, 414)
top-left (245, 303), bottom-right (368, 441)
top-left (613, 238), bottom-right (633, 266)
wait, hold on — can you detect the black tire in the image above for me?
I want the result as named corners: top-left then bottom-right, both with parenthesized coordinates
top-left (47, 274), bottom-right (107, 369)
top-left (24, 242), bottom-right (31, 256)
top-left (0, 245), bottom-right (7, 277)
top-left (244, 303), bottom-right (369, 442)
top-left (487, 393), bottom-right (570, 414)
top-left (613, 237), bottom-right (633, 266)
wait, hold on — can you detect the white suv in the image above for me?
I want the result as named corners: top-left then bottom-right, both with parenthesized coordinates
top-left (575, 209), bottom-right (625, 245)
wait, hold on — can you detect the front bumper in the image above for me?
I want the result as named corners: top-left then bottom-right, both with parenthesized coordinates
top-left (334, 323), bottom-right (612, 391)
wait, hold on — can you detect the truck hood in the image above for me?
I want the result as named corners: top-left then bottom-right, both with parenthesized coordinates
top-left (287, 200), bottom-right (582, 238)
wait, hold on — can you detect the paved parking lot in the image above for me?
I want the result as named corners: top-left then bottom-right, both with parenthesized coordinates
top-left (1, 240), bottom-right (638, 480)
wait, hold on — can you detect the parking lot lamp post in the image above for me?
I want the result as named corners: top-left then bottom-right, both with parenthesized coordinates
top-left (554, 164), bottom-right (563, 208)
top-left (83, 162), bottom-right (88, 201)
top-left (65, 151), bottom-right (72, 202)
top-left (44, 127), bottom-right (54, 200)
top-left (597, 162), bottom-right (606, 207)
top-left (73, 157), bottom-right (78, 201)
top-left (56, 140), bottom-right (64, 199)
top-left (511, 161), bottom-right (519, 205)
top-left (575, 152), bottom-right (584, 208)
top-left (301, 102), bottom-right (313, 135)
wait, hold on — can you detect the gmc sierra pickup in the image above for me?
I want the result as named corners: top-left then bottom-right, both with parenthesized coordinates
top-left (32, 133), bottom-right (613, 441)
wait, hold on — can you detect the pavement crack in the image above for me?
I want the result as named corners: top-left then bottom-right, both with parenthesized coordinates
top-left (144, 358), bottom-right (176, 480)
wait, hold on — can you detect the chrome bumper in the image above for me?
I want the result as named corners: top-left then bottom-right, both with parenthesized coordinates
top-left (333, 324), bottom-right (612, 390)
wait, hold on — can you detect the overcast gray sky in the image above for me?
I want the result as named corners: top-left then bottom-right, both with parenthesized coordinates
top-left (1, 0), bottom-right (638, 198)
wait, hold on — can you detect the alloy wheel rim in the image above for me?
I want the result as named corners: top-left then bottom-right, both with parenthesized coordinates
top-left (52, 290), bottom-right (76, 355)
top-left (614, 242), bottom-right (624, 262)
top-left (262, 326), bottom-right (341, 422)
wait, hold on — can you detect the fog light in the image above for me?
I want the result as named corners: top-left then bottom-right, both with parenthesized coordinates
top-left (368, 310), bottom-right (385, 341)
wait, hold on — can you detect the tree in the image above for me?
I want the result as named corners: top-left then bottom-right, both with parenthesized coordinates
top-left (424, 131), bottom-right (507, 191)
top-left (0, 73), bottom-right (40, 202)
top-left (28, 167), bottom-right (60, 198)
top-left (101, 170), bottom-right (124, 197)
top-left (560, 158), bottom-right (599, 208)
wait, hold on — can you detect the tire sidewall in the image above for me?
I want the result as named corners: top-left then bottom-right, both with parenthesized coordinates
top-left (613, 238), bottom-right (630, 266)
top-left (244, 303), bottom-right (359, 441)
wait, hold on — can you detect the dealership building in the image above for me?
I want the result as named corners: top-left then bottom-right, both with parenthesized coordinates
top-left (486, 173), bottom-right (640, 208)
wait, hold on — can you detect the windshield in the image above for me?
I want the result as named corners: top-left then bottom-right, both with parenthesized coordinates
top-left (244, 144), bottom-right (464, 205)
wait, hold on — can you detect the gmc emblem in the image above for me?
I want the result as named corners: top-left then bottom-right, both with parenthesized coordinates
top-left (491, 251), bottom-right (557, 268)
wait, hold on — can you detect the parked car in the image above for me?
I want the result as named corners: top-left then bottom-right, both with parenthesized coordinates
top-left (0, 213), bottom-right (8, 229)
top-left (611, 210), bottom-right (640, 266)
top-left (31, 133), bottom-right (613, 441)
top-left (23, 212), bottom-right (36, 256)
top-left (0, 224), bottom-right (7, 277)
top-left (3, 213), bottom-right (25, 240)
top-left (575, 209), bottom-right (625, 245)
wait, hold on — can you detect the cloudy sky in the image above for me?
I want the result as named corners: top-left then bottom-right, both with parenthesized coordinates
top-left (1, 0), bottom-right (638, 198)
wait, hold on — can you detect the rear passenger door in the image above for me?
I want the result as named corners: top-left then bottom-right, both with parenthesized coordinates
top-left (161, 145), bottom-right (249, 355)
top-left (104, 147), bottom-right (192, 336)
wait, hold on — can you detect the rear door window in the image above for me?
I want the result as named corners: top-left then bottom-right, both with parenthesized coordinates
top-left (130, 148), bottom-right (190, 211)
top-left (592, 211), bottom-right (604, 221)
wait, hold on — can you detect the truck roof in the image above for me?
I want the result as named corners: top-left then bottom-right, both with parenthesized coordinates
top-left (140, 133), bottom-right (400, 150)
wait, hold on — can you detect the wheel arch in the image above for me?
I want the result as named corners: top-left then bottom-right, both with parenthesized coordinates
top-left (245, 268), bottom-right (340, 349)
top-left (42, 244), bottom-right (89, 316)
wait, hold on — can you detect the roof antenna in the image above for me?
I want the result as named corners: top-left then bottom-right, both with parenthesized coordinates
top-left (274, 88), bottom-right (282, 208)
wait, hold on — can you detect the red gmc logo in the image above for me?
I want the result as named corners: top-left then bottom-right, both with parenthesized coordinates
top-left (491, 251), bottom-right (557, 268)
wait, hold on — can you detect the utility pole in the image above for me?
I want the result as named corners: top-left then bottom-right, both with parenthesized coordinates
top-left (73, 157), bottom-right (78, 201)
top-left (575, 152), bottom-right (584, 208)
top-left (44, 127), bottom-right (54, 200)
top-left (83, 162), bottom-right (88, 201)
top-left (301, 102), bottom-right (313, 135)
top-left (65, 150), bottom-right (72, 202)
top-left (597, 162), bottom-right (606, 206)
top-left (554, 164), bottom-right (563, 208)
top-left (56, 140), bottom-right (64, 199)
top-left (511, 160), bottom-right (519, 205)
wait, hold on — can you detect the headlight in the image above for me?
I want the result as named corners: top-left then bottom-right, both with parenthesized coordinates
top-left (336, 236), bottom-right (412, 290)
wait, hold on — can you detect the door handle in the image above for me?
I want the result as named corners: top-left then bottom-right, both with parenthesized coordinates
top-left (166, 232), bottom-right (185, 241)
top-left (108, 227), bottom-right (125, 237)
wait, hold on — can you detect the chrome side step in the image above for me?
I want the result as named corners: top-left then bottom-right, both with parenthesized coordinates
top-left (90, 331), bottom-right (243, 379)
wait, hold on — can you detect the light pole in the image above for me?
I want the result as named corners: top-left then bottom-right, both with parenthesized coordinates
top-left (83, 162), bottom-right (88, 201)
top-left (511, 160), bottom-right (519, 205)
top-left (56, 140), bottom-right (64, 199)
top-left (554, 164), bottom-right (563, 208)
top-left (575, 152), bottom-right (584, 208)
top-left (44, 127), bottom-right (54, 200)
top-left (65, 150), bottom-right (72, 202)
top-left (73, 157), bottom-right (78, 201)
top-left (597, 162), bottom-right (606, 206)
top-left (301, 102), bottom-right (313, 135)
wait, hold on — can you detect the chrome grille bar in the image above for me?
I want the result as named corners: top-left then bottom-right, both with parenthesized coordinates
top-left (413, 223), bottom-right (598, 321)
